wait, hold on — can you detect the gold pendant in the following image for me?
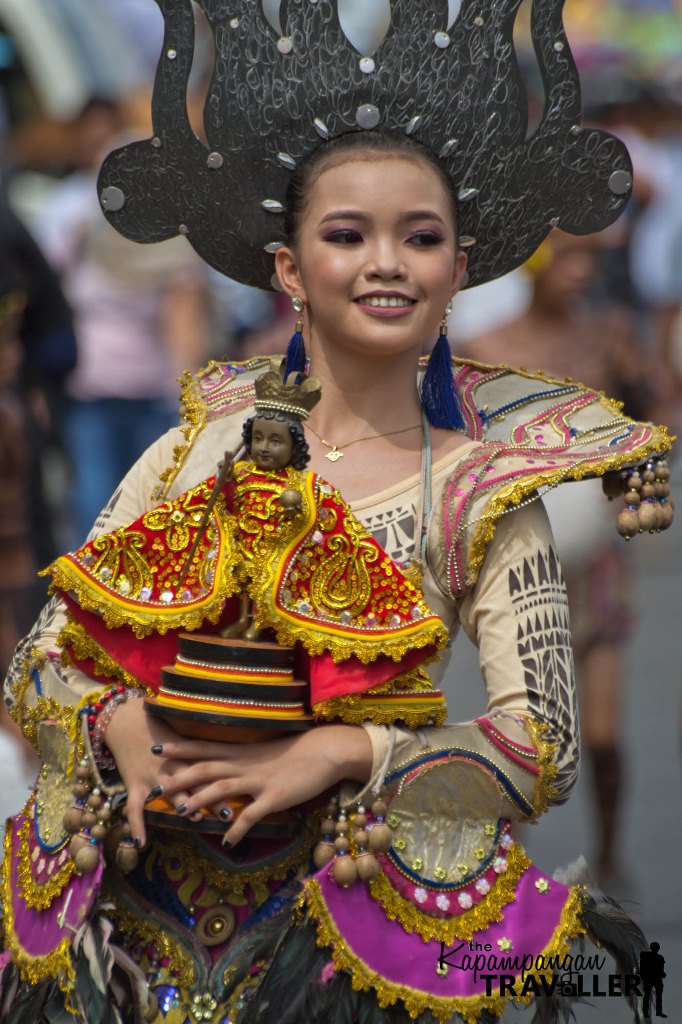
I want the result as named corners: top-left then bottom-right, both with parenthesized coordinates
top-left (325, 448), bottom-right (343, 462)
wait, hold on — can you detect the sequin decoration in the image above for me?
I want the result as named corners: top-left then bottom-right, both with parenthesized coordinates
top-left (100, 187), bottom-right (125, 212)
top-left (356, 104), bottom-right (380, 129)
top-left (609, 170), bottom-right (632, 195)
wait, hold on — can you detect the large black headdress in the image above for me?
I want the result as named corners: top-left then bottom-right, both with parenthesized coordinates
top-left (98, 0), bottom-right (633, 290)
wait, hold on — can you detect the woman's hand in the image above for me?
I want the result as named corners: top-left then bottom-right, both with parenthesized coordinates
top-left (155, 724), bottom-right (373, 846)
top-left (104, 696), bottom-right (193, 847)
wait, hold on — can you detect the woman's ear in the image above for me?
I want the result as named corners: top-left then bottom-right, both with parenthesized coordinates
top-left (451, 248), bottom-right (469, 296)
top-left (274, 247), bottom-right (307, 302)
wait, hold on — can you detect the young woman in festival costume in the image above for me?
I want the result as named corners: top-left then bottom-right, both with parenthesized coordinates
top-left (1, 2), bottom-right (673, 1022)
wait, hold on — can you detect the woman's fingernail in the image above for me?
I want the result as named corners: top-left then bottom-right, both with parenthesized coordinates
top-left (219, 807), bottom-right (232, 821)
top-left (222, 835), bottom-right (232, 849)
top-left (175, 803), bottom-right (187, 815)
top-left (149, 784), bottom-right (163, 798)
top-left (190, 811), bottom-right (204, 822)
top-left (133, 837), bottom-right (142, 849)
top-left (151, 745), bottom-right (163, 755)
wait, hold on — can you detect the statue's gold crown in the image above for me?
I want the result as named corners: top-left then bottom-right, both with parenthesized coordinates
top-left (254, 365), bottom-right (321, 421)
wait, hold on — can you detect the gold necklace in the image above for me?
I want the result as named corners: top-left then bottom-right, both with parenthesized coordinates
top-left (307, 422), bottom-right (422, 462)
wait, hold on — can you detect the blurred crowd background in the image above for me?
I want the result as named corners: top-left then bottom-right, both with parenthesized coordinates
top-left (0, 0), bottom-right (681, 969)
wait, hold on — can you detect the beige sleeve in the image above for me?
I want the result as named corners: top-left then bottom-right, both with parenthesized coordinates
top-left (362, 500), bottom-right (579, 819)
top-left (3, 427), bottom-right (185, 748)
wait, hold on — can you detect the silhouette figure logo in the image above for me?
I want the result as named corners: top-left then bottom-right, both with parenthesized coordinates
top-left (640, 941), bottom-right (667, 1019)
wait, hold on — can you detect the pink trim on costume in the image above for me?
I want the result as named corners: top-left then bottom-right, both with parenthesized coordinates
top-left (477, 718), bottom-right (539, 774)
top-left (510, 393), bottom-right (595, 446)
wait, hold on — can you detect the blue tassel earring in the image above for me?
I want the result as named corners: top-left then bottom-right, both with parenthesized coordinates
top-left (284, 296), bottom-right (307, 379)
top-left (420, 304), bottom-right (466, 430)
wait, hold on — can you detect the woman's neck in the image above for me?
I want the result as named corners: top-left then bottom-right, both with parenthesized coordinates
top-left (306, 338), bottom-right (423, 441)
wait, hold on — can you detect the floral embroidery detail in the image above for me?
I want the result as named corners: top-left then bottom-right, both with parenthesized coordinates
top-left (535, 878), bottom-right (551, 894)
top-left (457, 892), bottom-right (473, 909)
top-left (475, 878), bottom-right (491, 895)
top-left (497, 937), bottom-right (513, 951)
top-left (500, 833), bottom-right (513, 850)
top-left (413, 887), bottom-right (428, 904)
top-left (435, 894), bottom-right (450, 911)
top-left (493, 857), bottom-right (508, 874)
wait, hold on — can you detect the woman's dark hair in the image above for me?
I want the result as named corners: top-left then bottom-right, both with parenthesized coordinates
top-left (242, 410), bottom-right (310, 470)
top-left (283, 130), bottom-right (459, 246)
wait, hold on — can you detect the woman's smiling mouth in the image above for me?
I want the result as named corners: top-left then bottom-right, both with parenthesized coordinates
top-left (354, 292), bottom-right (417, 316)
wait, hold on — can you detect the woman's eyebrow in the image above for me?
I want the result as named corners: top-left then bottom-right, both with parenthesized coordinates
top-left (319, 210), bottom-right (368, 224)
top-left (319, 209), bottom-right (446, 225)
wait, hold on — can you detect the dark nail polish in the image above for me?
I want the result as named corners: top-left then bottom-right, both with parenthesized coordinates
top-left (149, 784), bottom-right (163, 798)
top-left (222, 838), bottom-right (232, 849)
top-left (133, 837), bottom-right (142, 849)
top-left (175, 803), bottom-right (187, 815)
top-left (151, 744), bottom-right (163, 755)
top-left (219, 807), bottom-right (232, 821)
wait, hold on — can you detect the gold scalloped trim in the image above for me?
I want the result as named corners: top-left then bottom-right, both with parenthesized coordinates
top-left (259, 615), bottom-right (448, 666)
top-left (7, 648), bottom-right (48, 751)
top-left (8, 649), bottom-right (88, 767)
top-left (300, 879), bottom-right (586, 1024)
top-left (313, 666), bottom-right (441, 726)
top-left (45, 508), bottom-right (241, 641)
top-left (106, 899), bottom-right (197, 988)
top-left (153, 369), bottom-right (208, 502)
top-left (2, 820), bottom-right (76, 995)
top-left (465, 426), bottom-right (673, 591)
top-left (522, 719), bottom-right (559, 820)
top-left (16, 813), bottom-right (76, 911)
top-left (313, 690), bottom-right (447, 728)
top-left (58, 617), bottom-right (152, 691)
top-left (152, 811), bottom-right (320, 903)
top-left (6, 646), bottom-right (46, 707)
top-left (368, 842), bottom-right (530, 943)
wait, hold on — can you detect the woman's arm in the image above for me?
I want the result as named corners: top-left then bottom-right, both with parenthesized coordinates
top-left (361, 500), bottom-right (579, 821)
top-left (134, 720), bottom-right (373, 847)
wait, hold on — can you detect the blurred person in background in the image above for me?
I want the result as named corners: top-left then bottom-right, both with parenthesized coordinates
top-left (460, 230), bottom-right (656, 887)
top-left (34, 98), bottom-right (210, 544)
top-left (582, 74), bottom-right (682, 431)
top-left (622, 87), bottom-right (682, 430)
top-left (0, 257), bottom-right (42, 785)
top-left (0, 197), bottom-right (77, 562)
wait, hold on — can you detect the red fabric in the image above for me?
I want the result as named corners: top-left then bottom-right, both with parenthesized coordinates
top-left (63, 595), bottom-right (237, 692)
top-left (63, 596), bottom-right (432, 700)
top-left (306, 646), bottom-right (434, 704)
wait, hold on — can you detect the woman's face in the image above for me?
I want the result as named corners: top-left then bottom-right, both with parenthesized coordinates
top-left (250, 416), bottom-right (294, 470)
top-left (276, 155), bottom-right (467, 358)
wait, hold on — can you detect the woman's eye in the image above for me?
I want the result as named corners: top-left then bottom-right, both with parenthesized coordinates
top-left (408, 231), bottom-right (444, 246)
top-left (323, 229), bottom-right (363, 244)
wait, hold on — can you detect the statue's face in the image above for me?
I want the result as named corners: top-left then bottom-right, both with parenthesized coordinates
top-left (250, 417), bottom-right (294, 470)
